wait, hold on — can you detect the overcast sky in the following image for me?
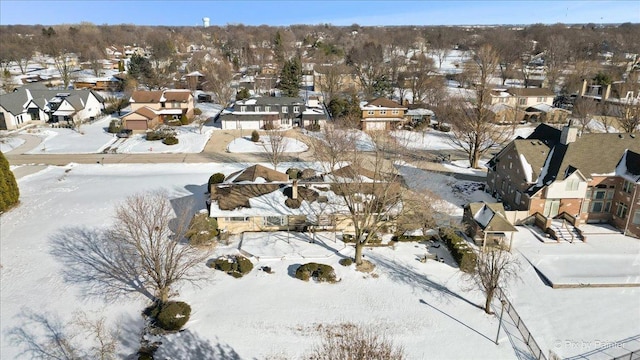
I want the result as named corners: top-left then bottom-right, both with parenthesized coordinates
top-left (1, 0), bottom-right (638, 26)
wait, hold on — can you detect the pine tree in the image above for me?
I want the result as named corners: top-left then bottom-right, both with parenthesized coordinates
top-left (278, 58), bottom-right (301, 97)
top-left (0, 151), bottom-right (19, 212)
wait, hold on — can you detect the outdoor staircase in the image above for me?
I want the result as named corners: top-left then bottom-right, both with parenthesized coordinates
top-left (549, 219), bottom-right (583, 243)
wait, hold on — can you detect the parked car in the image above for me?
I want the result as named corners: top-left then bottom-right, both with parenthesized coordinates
top-left (116, 129), bottom-right (133, 138)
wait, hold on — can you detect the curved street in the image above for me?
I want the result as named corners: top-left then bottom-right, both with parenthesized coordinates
top-left (5, 128), bottom-right (486, 182)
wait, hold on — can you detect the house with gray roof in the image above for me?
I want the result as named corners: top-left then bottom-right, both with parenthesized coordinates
top-left (0, 84), bottom-right (105, 130)
top-left (219, 96), bottom-right (329, 130)
top-left (487, 122), bottom-right (640, 238)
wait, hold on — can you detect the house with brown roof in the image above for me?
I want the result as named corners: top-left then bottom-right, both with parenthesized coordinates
top-left (463, 202), bottom-right (518, 250)
top-left (360, 98), bottom-right (408, 131)
top-left (486, 122), bottom-right (640, 239)
top-left (209, 164), bottom-right (401, 235)
top-left (126, 89), bottom-right (194, 129)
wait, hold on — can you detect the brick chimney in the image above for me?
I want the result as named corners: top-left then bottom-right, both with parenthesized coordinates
top-left (292, 179), bottom-right (298, 200)
top-left (561, 120), bottom-right (579, 145)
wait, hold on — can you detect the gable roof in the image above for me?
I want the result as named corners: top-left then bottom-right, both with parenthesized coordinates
top-left (363, 98), bottom-right (407, 109)
top-left (467, 202), bottom-right (517, 233)
top-left (162, 90), bottom-right (192, 102)
top-left (0, 87), bottom-right (102, 116)
top-left (616, 149), bottom-right (640, 183)
top-left (122, 106), bottom-right (158, 120)
top-left (225, 164), bottom-right (289, 183)
top-left (130, 90), bottom-right (164, 103)
top-left (513, 139), bottom-right (552, 182)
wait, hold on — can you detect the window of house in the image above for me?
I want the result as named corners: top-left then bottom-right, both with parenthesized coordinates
top-left (255, 106), bottom-right (261, 112)
top-left (565, 179), bottom-right (579, 191)
top-left (604, 201), bottom-right (612, 213)
top-left (264, 216), bottom-right (286, 226)
top-left (509, 162), bottom-right (513, 169)
top-left (515, 191), bottom-right (522, 204)
top-left (606, 190), bottom-right (614, 200)
top-left (633, 210), bottom-right (640, 225)
top-left (172, 101), bottom-right (179, 108)
top-left (591, 202), bottom-right (603, 213)
top-left (227, 217), bottom-right (249, 222)
top-left (282, 106), bottom-right (288, 113)
top-left (240, 106), bottom-right (247, 112)
top-left (380, 110), bottom-right (387, 115)
top-left (594, 190), bottom-right (606, 200)
top-left (368, 110), bottom-right (374, 115)
top-left (623, 180), bottom-right (634, 193)
top-left (616, 202), bottom-right (628, 218)
top-left (501, 180), bottom-right (506, 191)
top-left (581, 200), bottom-right (590, 214)
top-left (585, 188), bottom-right (593, 199)
top-left (293, 106), bottom-right (300, 113)
top-left (161, 102), bottom-right (166, 108)
top-left (518, 98), bottom-right (526, 106)
top-left (265, 106), bottom-right (270, 112)
top-left (282, 118), bottom-right (289, 125)
top-left (537, 97), bottom-right (545, 102)
top-left (392, 109), bottom-right (399, 115)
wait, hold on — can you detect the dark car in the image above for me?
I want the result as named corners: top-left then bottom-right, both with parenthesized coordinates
top-left (116, 129), bottom-right (133, 138)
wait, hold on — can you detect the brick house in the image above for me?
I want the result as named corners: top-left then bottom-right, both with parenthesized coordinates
top-left (360, 98), bottom-right (408, 131)
top-left (486, 122), bottom-right (640, 238)
top-left (123, 89), bottom-right (194, 130)
top-left (489, 88), bottom-right (568, 124)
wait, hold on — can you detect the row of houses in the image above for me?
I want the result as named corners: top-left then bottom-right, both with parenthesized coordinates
top-left (0, 84), bottom-right (105, 130)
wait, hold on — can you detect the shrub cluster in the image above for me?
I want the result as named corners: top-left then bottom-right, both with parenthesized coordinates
top-left (144, 301), bottom-right (191, 332)
top-left (295, 263), bottom-right (337, 283)
top-left (107, 119), bottom-right (121, 134)
top-left (180, 114), bottom-right (190, 125)
top-left (393, 234), bottom-right (433, 242)
top-left (145, 129), bottom-right (174, 141)
top-left (251, 130), bottom-right (260, 142)
top-left (307, 123), bottom-right (321, 131)
top-left (208, 172), bottom-right (226, 188)
top-left (193, 108), bottom-right (202, 115)
top-left (339, 258), bottom-right (353, 267)
top-left (162, 136), bottom-right (179, 145)
top-left (209, 255), bottom-right (253, 278)
top-left (186, 213), bottom-right (219, 246)
top-left (439, 228), bottom-right (476, 273)
top-left (0, 151), bottom-right (19, 212)
top-left (342, 233), bottom-right (381, 244)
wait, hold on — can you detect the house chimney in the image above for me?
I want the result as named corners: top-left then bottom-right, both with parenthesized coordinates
top-left (560, 120), bottom-right (578, 145)
top-left (292, 179), bottom-right (298, 200)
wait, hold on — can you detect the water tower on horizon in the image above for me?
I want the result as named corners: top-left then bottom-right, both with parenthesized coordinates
top-left (203, 17), bottom-right (210, 28)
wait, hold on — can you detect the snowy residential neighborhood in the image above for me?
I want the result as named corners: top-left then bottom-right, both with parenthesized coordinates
top-left (1, 10), bottom-right (640, 360)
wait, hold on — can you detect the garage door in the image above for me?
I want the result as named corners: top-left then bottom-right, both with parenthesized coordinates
top-left (125, 119), bottom-right (148, 130)
top-left (363, 121), bottom-right (387, 131)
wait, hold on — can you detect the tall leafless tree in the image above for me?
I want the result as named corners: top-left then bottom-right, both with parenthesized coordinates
top-left (202, 59), bottom-right (235, 107)
top-left (51, 191), bottom-right (211, 305)
top-left (446, 44), bottom-right (512, 168)
top-left (572, 97), bottom-right (598, 133)
top-left (307, 323), bottom-right (405, 360)
top-left (346, 41), bottom-right (386, 98)
top-left (469, 248), bottom-right (520, 314)
top-left (262, 130), bottom-right (289, 170)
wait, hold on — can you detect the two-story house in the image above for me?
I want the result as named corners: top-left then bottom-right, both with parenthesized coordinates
top-left (489, 88), bottom-right (568, 124)
top-left (360, 98), bottom-right (408, 131)
top-left (122, 89), bottom-right (194, 130)
top-left (486, 122), bottom-right (640, 238)
top-left (219, 96), bottom-right (329, 130)
top-left (0, 84), bottom-right (105, 130)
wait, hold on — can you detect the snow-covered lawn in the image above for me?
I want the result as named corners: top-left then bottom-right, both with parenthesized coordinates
top-left (227, 136), bottom-right (309, 153)
top-left (1, 163), bottom-right (517, 359)
top-left (303, 128), bottom-right (376, 152)
top-left (0, 136), bottom-right (25, 153)
top-left (19, 104), bottom-right (224, 155)
top-left (442, 159), bottom-right (488, 177)
top-left (392, 129), bottom-right (458, 151)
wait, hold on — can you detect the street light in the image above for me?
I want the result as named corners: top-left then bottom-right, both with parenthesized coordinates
top-left (495, 299), bottom-right (507, 345)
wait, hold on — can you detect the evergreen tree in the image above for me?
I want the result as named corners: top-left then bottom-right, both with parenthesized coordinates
top-left (0, 151), bottom-right (19, 212)
top-left (278, 58), bottom-right (301, 97)
top-left (236, 87), bottom-right (250, 100)
top-left (128, 53), bottom-right (154, 83)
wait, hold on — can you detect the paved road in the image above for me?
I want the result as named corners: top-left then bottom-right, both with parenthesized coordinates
top-left (5, 128), bottom-right (487, 182)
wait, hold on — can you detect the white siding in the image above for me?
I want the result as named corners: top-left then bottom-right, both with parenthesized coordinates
top-left (546, 173), bottom-right (588, 199)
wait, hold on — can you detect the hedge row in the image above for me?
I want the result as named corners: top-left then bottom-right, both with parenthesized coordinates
top-left (439, 228), bottom-right (476, 273)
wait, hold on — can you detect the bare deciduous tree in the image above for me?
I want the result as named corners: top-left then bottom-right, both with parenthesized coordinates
top-left (572, 97), bottom-right (598, 133)
top-left (8, 309), bottom-right (119, 360)
top-left (307, 323), bottom-right (405, 360)
top-left (346, 41), bottom-right (386, 98)
top-left (202, 60), bottom-right (235, 107)
top-left (262, 130), bottom-right (289, 170)
top-left (51, 191), bottom-right (210, 304)
top-left (446, 44), bottom-right (512, 168)
top-left (309, 124), bottom-right (357, 172)
top-left (469, 248), bottom-right (520, 314)
top-left (314, 62), bottom-right (350, 105)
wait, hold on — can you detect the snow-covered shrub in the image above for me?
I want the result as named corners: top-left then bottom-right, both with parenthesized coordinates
top-left (339, 258), bottom-right (353, 267)
top-left (144, 301), bottom-right (191, 332)
top-left (295, 263), bottom-right (336, 283)
top-left (162, 136), bottom-right (179, 145)
top-left (439, 227), bottom-right (476, 273)
top-left (209, 255), bottom-right (253, 278)
top-left (186, 213), bottom-right (219, 246)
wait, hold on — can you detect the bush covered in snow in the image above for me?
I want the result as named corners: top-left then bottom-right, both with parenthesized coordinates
top-left (186, 213), bottom-right (219, 246)
top-left (144, 301), bottom-right (191, 332)
top-left (439, 227), bottom-right (476, 273)
top-left (209, 255), bottom-right (253, 278)
top-left (295, 263), bottom-right (337, 283)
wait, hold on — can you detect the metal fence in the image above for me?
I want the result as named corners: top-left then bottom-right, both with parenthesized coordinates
top-left (612, 349), bottom-right (640, 360)
top-left (496, 286), bottom-right (547, 360)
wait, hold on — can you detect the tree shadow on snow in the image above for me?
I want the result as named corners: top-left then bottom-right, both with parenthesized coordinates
top-left (154, 330), bottom-right (242, 360)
